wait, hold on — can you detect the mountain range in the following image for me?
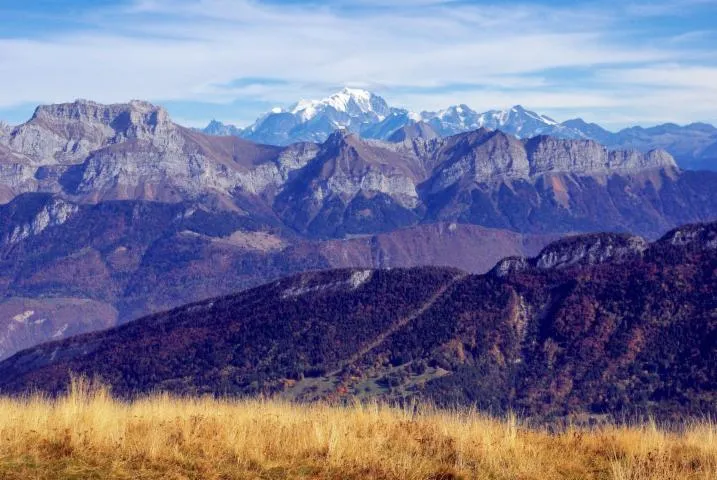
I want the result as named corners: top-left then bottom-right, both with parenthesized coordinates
top-left (202, 88), bottom-right (717, 171)
top-left (0, 98), bottom-right (716, 361)
top-left (1, 221), bottom-right (714, 421)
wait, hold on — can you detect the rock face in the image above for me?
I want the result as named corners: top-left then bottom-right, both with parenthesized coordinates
top-left (0, 100), bottom-right (315, 205)
top-left (273, 130), bottom-right (426, 237)
top-left (0, 145), bottom-right (36, 203)
top-left (524, 136), bottom-right (677, 175)
top-left (417, 131), bottom-right (712, 238)
top-left (6, 100), bottom-right (176, 164)
top-left (5, 101), bottom-right (692, 240)
top-left (1, 221), bottom-right (714, 421)
top-left (1, 197), bottom-right (78, 245)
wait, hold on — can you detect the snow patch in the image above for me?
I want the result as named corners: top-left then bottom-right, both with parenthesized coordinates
top-left (289, 88), bottom-right (386, 121)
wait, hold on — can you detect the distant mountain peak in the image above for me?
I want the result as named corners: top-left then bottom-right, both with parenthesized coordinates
top-left (203, 119), bottom-right (243, 137)
top-left (387, 121), bottom-right (440, 143)
top-left (237, 87), bottom-right (400, 145)
top-left (289, 87), bottom-right (390, 121)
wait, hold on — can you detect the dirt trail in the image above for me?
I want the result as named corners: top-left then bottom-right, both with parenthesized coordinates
top-left (331, 272), bottom-right (469, 374)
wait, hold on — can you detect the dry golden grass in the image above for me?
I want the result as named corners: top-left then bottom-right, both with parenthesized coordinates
top-left (0, 379), bottom-right (714, 479)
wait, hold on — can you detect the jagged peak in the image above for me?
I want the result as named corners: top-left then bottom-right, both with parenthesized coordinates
top-left (203, 119), bottom-right (243, 136)
top-left (320, 128), bottom-right (364, 152)
top-left (501, 105), bottom-right (557, 125)
top-left (339, 86), bottom-right (373, 99)
top-left (562, 117), bottom-right (597, 128)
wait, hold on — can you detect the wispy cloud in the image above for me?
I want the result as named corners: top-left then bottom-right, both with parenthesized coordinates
top-left (0, 0), bottom-right (715, 128)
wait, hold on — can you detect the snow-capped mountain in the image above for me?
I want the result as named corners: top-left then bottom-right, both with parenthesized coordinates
top-left (289, 87), bottom-right (392, 121)
top-left (203, 89), bottom-right (587, 146)
top-left (419, 104), bottom-right (590, 139)
top-left (238, 88), bottom-right (407, 145)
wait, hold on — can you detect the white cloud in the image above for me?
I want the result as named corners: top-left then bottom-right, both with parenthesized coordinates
top-left (0, 0), bottom-right (714, 128)
top-left (599, 65), bottom-right (717, 90)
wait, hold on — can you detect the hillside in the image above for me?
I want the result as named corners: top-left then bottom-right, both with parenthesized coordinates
top-left (1, 221), bottom-right (715, 420)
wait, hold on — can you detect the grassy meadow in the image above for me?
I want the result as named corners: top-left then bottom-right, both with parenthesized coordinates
top-left (0, 379), bottom-right (714, 479)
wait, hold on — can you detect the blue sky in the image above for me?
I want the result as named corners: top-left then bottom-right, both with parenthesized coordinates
top-left (1, 0), bottom-right (716, 130)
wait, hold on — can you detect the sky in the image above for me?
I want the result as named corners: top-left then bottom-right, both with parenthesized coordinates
top-left (0, 0), bottom-right (716, 130)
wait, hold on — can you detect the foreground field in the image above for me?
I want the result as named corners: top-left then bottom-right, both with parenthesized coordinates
top-left (0, 381), bottom-right (714, 479)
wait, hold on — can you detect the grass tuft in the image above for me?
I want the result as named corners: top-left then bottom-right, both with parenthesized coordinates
top-left (0, 378), bottom-right (714, 479)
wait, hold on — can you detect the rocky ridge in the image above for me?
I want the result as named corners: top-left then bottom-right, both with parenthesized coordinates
top-left (492, 232), bottom-right (649, 276)
top-left (0, 100), bottom-right (687, 237)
